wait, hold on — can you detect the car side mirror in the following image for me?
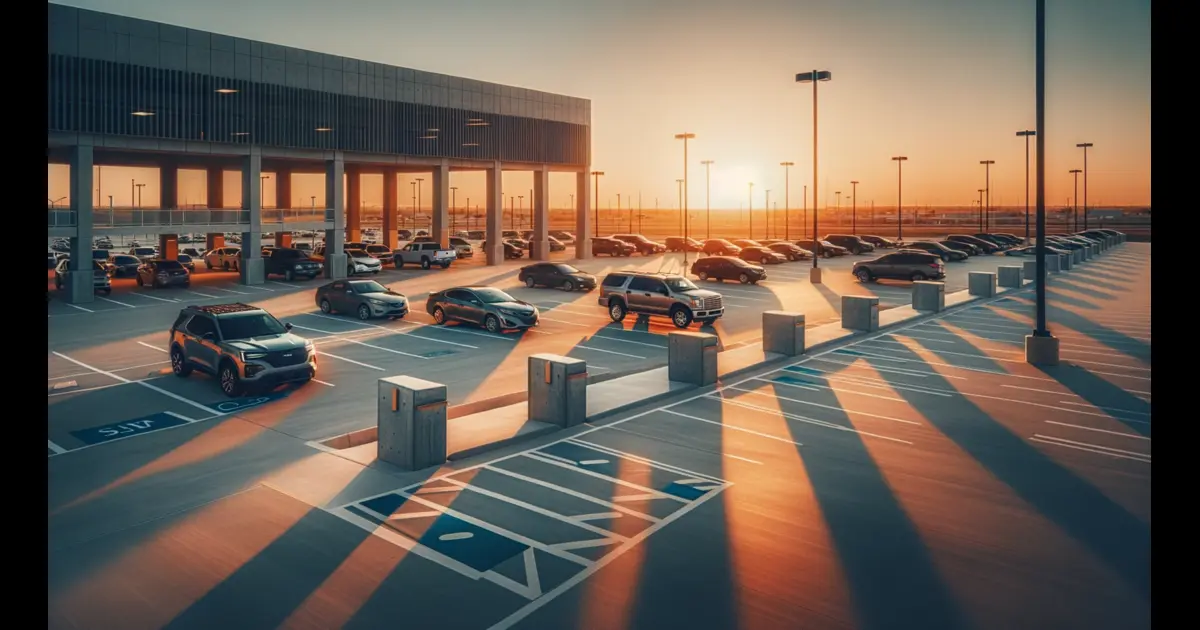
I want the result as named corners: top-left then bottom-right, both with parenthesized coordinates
top-left (202, 332), bottom-right (215, 340)
top-left (284, 322), bottom-right (293, 330)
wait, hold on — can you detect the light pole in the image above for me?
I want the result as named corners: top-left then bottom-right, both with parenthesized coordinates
top-left (517, 195), bottom-right (524, 232)
top-left (638, 192), bottom-right (642, 233)
top-left (977, 189), bottom-right (985, 229)
top-left (136, 183), bottom-right (146, 208)
top-left (409, 181), bottom-right (417, 229)
top-left (450, 186), bottom-right (458, 231)
top-left (1076, 142), bottom-right (1093, 229)
top-left (892, 156), bottom-right (908, 243)
top-left (835, 191), bottom-right (841, 221)
top-left (780, 162), bottom-right (794, 240)
top-left (764, 190), bottom-right (771, 240)
top-left (509, 196), bottom-right (514, 231)
top-left (747, 182), bottom-right (754, 240)
top-left (1016, 130), bottom-right (1035, 242)
top-left (850, 180), bottom-right (859, 233)
top-left (676, 179), bottom-right (685, 240)
top-left (414, 178), bottom-right (425, 230)
top-left (1026, 0), bottom-right (1057, 364)
top-left (616, 193), bottom-right (622, 232)
top-left (1069, 169), bottom-right (1081, 231)
top-left (674, 132), bottom-right (695, 265)
top-left (796, 69), bottom-right (832, 280)
top-left (130, 179), bottom-right (135, 209)
top-left (803, 185), bottom-right (807, 239)
top-left (980, 160), bottom-right (995, 231)
top-left (702, 160), bottom-right (715, 239)
top-left (590, 171), bottom-right (604, 237)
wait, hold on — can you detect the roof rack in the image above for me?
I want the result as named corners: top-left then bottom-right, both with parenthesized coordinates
top-left (615, 270), bottom-right (676, 276)
top-left (188, 303), bottom-right (261, 315)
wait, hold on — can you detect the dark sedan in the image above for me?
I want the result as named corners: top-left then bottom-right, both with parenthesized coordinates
top-left (904, 241), bottom-right (967, 262)
top-left (796, 239), bottom-right (849, 258)
top-left (972, 233), bottom-right (1013, 250)
top-left (853, 251), bottom-right (945, 283)
top-left (316, 279), bottom-right (408, 320)
top-left (518, 262), bottom-right (597, 291)
top-left (108, 254), bottom-right (142, 277)
top-left (612, 234), bottom-right (667, 255)
top-left (591, 237), bottom-right (635, 257)
top-left (760, 239), bottom-right (812, 261)
top-left (176, 253), bottom-right (196, 272)
top-left (1005, 245), bottom-right (1069, 257)
top-left (665, 236), bottom-right (704, 252)
top-left (701, 239), bottom-right (741, 256)
top-left (136, 259), bottom-right (190, 288)
top-left (858, 235), bottom-right (897, 249)
top-left (939, 239), bottom-right (981, 256)
top-left (738, 246), bottom-right (786, 265)
top-left (691, 256), bottom-right (767, 284)
top-left (426, 286), bottom-right (540, 334)
top-left (947, 234), bottom-right (1000, 254)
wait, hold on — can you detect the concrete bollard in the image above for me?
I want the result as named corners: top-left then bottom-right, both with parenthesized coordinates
top-left (1022, 260), bottom-right (1037, 281)
top-left (997, 266), bottom-right (1023, 289)
top-left (841, 295), bottom-right (879, 332)
top-left (1046, 255), bottom-right (1061, 273)
top-left (968, 271), bottom-right (997, 297)
top-left (528, 353), bottom-right (587, 428)
top-left (762, 311), bottom-right (806, 356)
top-left (911, 281), bottom-right (945, 313)
top-left (1091, 244), bottom-right (1099, 257)
top-left (1075, 248), bottom-right (1085, 263)
top-left (1061, 253), bottom-right (1073, 270)
top-left (668, 332), bottom-right (718, 386)
top-left (377, 375), bottom-right (447, 471)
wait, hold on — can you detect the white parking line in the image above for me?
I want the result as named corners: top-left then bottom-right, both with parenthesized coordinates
top-left (312, 378), bottom-right (336, 387)
top-left (240, 284), bottom-right (275, 291)
top-left (1030, 434), bottom-right (1150, 463)
top-left (343, 337), bottom-right (429, 360)
top-left (50, 351), bottom-right (223, 417)
top-left (1056, 400), bottom-right (1151, 417)
top-left (49, 359), bottom-right (170, 381)
top-left (937, 319), bottom-right (1151, 342)
top-left (724, 385), bottom-right (922, 426)
top-left (707, 395), bottom-right (914, 444)
top-left (64, 303), bottom-right (95, 313)
top-left (97, 296), bottom-right (136, 308)
top-left (575, 345), bottom-right (647, 359)
top-left (48, 440), bottom-right (68, 455)
top-left (1045, 421), bottom-right (1150, 440)
top-left (137, 341), bottom-right (167, 353)
top-left (211, 287), bottom-right (252, 295)
top-left (587, 334), bottom-right (666, 349)
top-left (316, 351), bottom-right (384, 370)
top-left (185, 290), bottom-right (219, 298)
top-left (269, 281), bottom-right (301, 287)
top-left (662, 408), bottom-right (805, 447)
top-left (130, 292), bottom-right (180, 303)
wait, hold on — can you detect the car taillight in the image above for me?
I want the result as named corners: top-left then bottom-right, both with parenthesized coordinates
top-left (929, 263), bottom-right (940, 269)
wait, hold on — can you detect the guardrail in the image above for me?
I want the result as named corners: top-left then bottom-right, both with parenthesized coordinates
top-left (48, 209), bottom-right (76, 227)
top-left (48, 208), bottom-right (334, 228)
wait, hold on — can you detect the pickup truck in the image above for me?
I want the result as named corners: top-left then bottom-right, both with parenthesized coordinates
top-left (393, 242), bottom-right (457, 269)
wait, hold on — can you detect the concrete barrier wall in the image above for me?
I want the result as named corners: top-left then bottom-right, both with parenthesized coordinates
top-left (841, 295), bottom-right (879, 331)
top-left (912, 281), bottom-right (945, 312)
top-left (668, 331), bottom-right (718, 385)
top-left (528, 353), bottom-right (587, 428)
top-left (997, 266), bottom-right (1023, 288)
top-left (1046, 255), bottom-right (1061, 273)
top-left (377, 375), bottom-right (448, 471)
top-left (762, 311), bottom-right (805, 356)
top-left (968, 271), bottom-right (997, 297)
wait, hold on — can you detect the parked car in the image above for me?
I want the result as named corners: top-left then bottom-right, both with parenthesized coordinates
top-left (1005, 245), bottom-right (1069, 257)
top-left (852, 251), bottom-right (946, 283)
top-left (760, 239), bottom-right (812, 261)
top-left (502, 230), bottom-right (522, 240)
top-left (345, 249), bottom-right (383, 275)
top-left (506, 238), bottom-right (531, 251)
top-left (483, 240), bottom-right (525, 259)
top-left (550, 230), bottom-right (575, 242)
top-left (691, 256), bottom-right (767, 285)
top-left (181, 247), bottom-right (204, 258)
top-left (264, 247), bottom-right (322, 280)
top-left (939, 239), bottom-right (981, 256)
top-left (904, 241), bottom-right (968, 262)
top-left (738, 246), bottom-right (786, 265)
top-left (612, 234), bottom-right (667, 255)
top-left (947, 234), bottom-right (1000, 254)
top-left (365, 244), bottom-right (393, 264)
top-left (54, 259), bottom-right (112, 295)
top-left (1044, 236), bottom-right (1087, 251)
top-left (592, 237), bottom-right (636, 257)
top-left (129, 246), bottom-right (158, 262)
top-left (824, 234), bottom-right (876, 254)
top-left (701, 239), bottom-right (741, 256)
top-left (136, 259), bottom-right (191, 288)
top-left (168, 302), bottom-right (314, 396)
top-left (518, 263), bottom-right (597, 291)
top-left (108, 254), bottom-right (141, 277)
top-left (732, 239), bottom-right (765, 250)
top-left (398, 229), bottom-right (413, 240)
top-left (176, 253), bottom-right (196, 272)
top-left (858, 235), bottom-right (898, 249)
top-left (598, 271), bottom-right (724, 328)
top-left (47, 251), bottom-right (61, 269)
top-left (393, 242), bottom-right (456, 269)
top-left (665, 236), bottom-right (704, 252)
top-left (990, 233), bottom-right (1024, 246)
top-left (205, 247), bottom-right (242, 270)
top-left (449, 237), bottom-right (475, 258)
top-left (316, 279), bottom-right (408, 320)
top-left (466, 230), bottom-right (485, 240)
top-left (972, 233), bottom-right (1012, 249)
top-left (426, 286), bottom-right (540, 333)
top-left (546, 236), bottom-right (568, 252)
top-left (796, 239), bottom-right (849, 257)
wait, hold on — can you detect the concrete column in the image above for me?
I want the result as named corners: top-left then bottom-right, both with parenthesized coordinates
top-left (382, 169), bottom-right (399, 249)
top-left (346, 165), bottom-right (362, 243)
top-left (159, 160), bottom-right (178, 210)
top-left (276, 168), bottom-right (292, 210)
top-left (276, 232), bottom-right (292, 248)
top-left (206, 234), bottom-right (225, 251)
top-left (968, 271), bottom-right (997, 297)
top-left (485, 161), bottom-right (504, 265)
top-left (206, 167), bottom-right (224, 208)
top-left (377, 375), bottom-right (447, 471)
top-left (528, 353), bottom-right (588, 428)
top-left (531, 167), bottom-right (551, 260)
top-left (762, 311), bottom-right (806, 356)
top-left (912, 281), bottom-right (945, 312)
top-left (324, 153), bottom-right (348, 279)
top-left (997, 266), bottom-right (1023, 288)
top-left (668, 332), bottom-right (718, 386)
top-left (841, 296), bottom-right (879, 331)
top-left (239, 150), bottom-right (264, 285)
top-left (575, 171), bottom-right (593, 259)
top-left (158, 234), bottom-right (179, 260)
top-left (432, 160), bottom-right (450, 246)
top-left (64, 144), bottom-right (95, 304)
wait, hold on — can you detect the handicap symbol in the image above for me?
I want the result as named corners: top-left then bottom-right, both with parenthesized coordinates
top-left (216, 395), bottom-right (274, 413)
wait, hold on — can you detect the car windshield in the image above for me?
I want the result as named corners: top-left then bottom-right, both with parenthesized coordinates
top-left (474, 288), bottom-right (516, 304)
top-left (134, 248), bottom-right (155, 255)
top-left (352, 280), bottom-right (388, 294)
top-left (348, 250), bottom-right (371, 259)
top-left (665, 277), bottom-right (698, 291)
top-left (113, 255), bottom-right (137, 264)
top-left (156, 260), bottom-right (183, 269)
top-left (92, 250), bottom-right (107, 259)
top-left (177, 254), bottom-right (192, 263)
top-left (821, 241), bottom-right (835, 247)
top-left (555, 264), bottom-right (581, 274)
top-left (217, 313), bottom-right (288, 340)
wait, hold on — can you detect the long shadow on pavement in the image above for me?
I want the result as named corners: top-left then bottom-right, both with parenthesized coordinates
top-left (1033, 363), bottom-right (1152, 437)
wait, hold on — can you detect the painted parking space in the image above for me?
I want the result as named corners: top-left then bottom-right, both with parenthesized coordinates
top-left (47, 377), bottom-right (219, 454)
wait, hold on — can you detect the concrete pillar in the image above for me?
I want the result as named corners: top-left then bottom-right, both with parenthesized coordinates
top-left (912, 281), bottom-right (945, 312)
top-left (432, 160), bottom-right (450, 246)
top-left (1090, 244), bottom-right (1099, 258)
top-left (528, 353), bottom-right (587, 427)
top-left (239, 150), bottom-right (265, 285)
top-left (276, 232), bottom-right (292, 248)
top-left (346, 165), bottom-right (362, 243)
top-left (206, 234), bottom-right (225, 251)
top-left (159, 160), bottom-right (178, 210)
top-left (324, 153), bottom-right (348, 279)
top-left (1061, 253), bottom-right (1073, 271)
top-left (377, 375), bottom-right (447, 471)
top-left (1025, 334), bottom-right (1060, 366)
top-left (1078, 247), bottom-right (1088, 262)
top-left (382, 169), bottom-right (399, 249)
top-left (276, 168), bottom-right (292, 210)
top-left (531, 167), bottom-right (551, 260)
top-left (485, 161), bottom-right (504, 265)
top-left (1072, 249), bottom-right (1082, 264)
top-left (668, 332), bottom-right (718, 386)
top-left (997, 265), bottom-right (1023, 288)
top-left (206, 167), bottom-right (224, 208)
top-left (64, 144), bottom-right (95, 304)
top-left (841, 296), bottom-right (879, 331)
top-left (1022, 260), bottom-right (1037, 281)
top-left (158, 234), bottom-right (179, 260)
top-left (575, 171), bottom-right (593, 259)
top-left (762, 311), bottom-right (806, 356)
top-left (1045, 255), bottom-right (1061, 273)
top-left (968, 271), bottom-right (997, 297)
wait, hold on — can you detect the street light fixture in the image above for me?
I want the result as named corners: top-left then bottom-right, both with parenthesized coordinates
top-left (892, 156), bottom-right (908, 243)
top-left (702, 160), bottom-right (715, 239)
top-left (796, 68), bottom-right (832, 281)
top-left (518, 195), bottom-right (524, 232)
top-left (415, 178), bottom-right (425, 231)
top-left (1069, 169), bottom-right (1082, 231)
top-left (450, 186), bottom-right (458, 230)
top-left (835, 191), bottom-right (841, 219)
top-left (850, 180), bottom-right (859, 233)
top-left (1076, 142), bottom-right (1093, 229)
top-left (1016, 130), bottom-right (1036, 242)
top-left (590, 171), bottom-right (604, 237)
top-left (676, 179), bottom-right (685, 245)
top-left (747, 182), bottom-right (754, 240)
top-left (409, 181), bottom-right (417, 229)
top-left (977, 189), bottom-right (986, 229)
top-left (135, 183), bottom-right (146, 209)
top-left (1026, 0), bottom-right (1058, 365)
top-left (259, 174), bottom-right (270, 211)
top-left (674, 133), bottom-right (696, 265)
top-left (781, 162), bottom-right (794, 240)
top-left (764, 190), bottom-right (771, 239)
top-left (979, 160), bottom-right (995, 231)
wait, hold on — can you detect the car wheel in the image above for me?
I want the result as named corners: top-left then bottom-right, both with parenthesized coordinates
top-left (671, 307), bottom-right (693, 329)
top-left (562, 279), bottom-right (575, 291)
top-left (484, 314), bottom-right (501, 334)
top-left (170, 346), bottom-right (192, 377)
top-left (357, 304), bottom-right (372, 320)
top-left (222, 261), bottom-right (230, 271)
top-left (697, 271), bottom-right (709, 281)
top-left (101, 288), bottom-right (112, 295)
top-left (136, 276), bottom-right (143, 286)
top-left (233, 260), bottom-right (240, 271)
top-left (432, 306), bottom-right (446, 324)
top-left (219, 362), bottom-right (243, 397)
top-left (319, 298), bottom-right (333, 314)
top-left (738, 273), bottom-right (750, 284)
top-left (55, 278), bottom-right (62, 290)
top-left (823, 251), bottom-right (833, 258)
top-left (789, 254), bottom-right (797, 261)
top-left (421, 257), bottom-right (431, 269)
top-left (941, 254), bottom-right (950, 262)
top-left (440, 263), bottom-right (450, 269)
top-left (525, 276), bottom-right (536, 288)
top-left (284, 270), bottom-right (294, 281)
top-left (609, 300), bottom-right (627, 322)
top-left (855, 269), bottom-right (873, 283)
top-left (910, 272), bottom-right (927, 281)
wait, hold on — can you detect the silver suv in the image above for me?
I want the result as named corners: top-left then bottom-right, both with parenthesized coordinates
top-left (597, 271), bottom-right (724, 328)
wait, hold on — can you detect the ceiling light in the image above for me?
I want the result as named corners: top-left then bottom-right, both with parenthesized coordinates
top-left (467, 118), bottom-right (484, 122)
top-left (426, 128), bottom-right (440, 132)
top-left (315, 127), bottom-right (332, 132)
top-left (216, 88), bottom-right (238, 94)
top-left (132, 111), bottom-right (154, 116)
top-left (419, 135), bottom-right (438, 139)
top-left (231, 132), bottom-right (249, 136)
top-left (462, 142), bottom-right (479, 147)
top-left (466, 121), bottom-right (490, 127)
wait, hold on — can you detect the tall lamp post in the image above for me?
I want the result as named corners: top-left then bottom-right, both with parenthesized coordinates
top-left (450, 186), bottom-right (458, 231)
top-left (675, 179), bottom-right (685, 241)
top-left (803, 185), bottom-right (808, 239)
top-left (415, 178), bottom-right (425, 230)
top-left (674, 133), bottom-right (696, 265)
top-left (590, 171), bottom-right (604, 237)
top-left (136, 183), bottom-right (146, 208)
top-left (701, 160), bottom-right (715, 239)
top-left (979, 160), bottom-right (995, 231)
top-left (1016, 130), bottom-right (1036, 242)
top-left (764, 190), bottom-right (771, 239)
top-left (747, 182), bottom-right (754, 240)
top-left (977, 189), bottom-right (986, 229)
top-left (780, 162), bottom-right (794, 240)
top-left (835, 191), bottom-right (841, 222)
top-left (1026, 0), bottom-right (1057, 365)
top-left (850, 180), bottom-right (859, 233)
top-left (892, 156), bottom-right (908, 243)
top-left (517, 195), bottom-right (524, 231)
top-left (1076, 142), bottom-right (1093, 229)
top-left (796, 69), bottom-right (832, 282)
top-left (1069, 169), bottom-right (1082, 231)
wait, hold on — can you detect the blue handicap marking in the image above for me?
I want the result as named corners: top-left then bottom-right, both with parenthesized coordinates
top-left (214, 389), bottom-right (291, 413)
top-left (783, 365), bottom-right (824, 377)
top-left (833, 349), bottom-right (866, 357)
top-left (71, 412), bottom-right (190, 445)
top-left (419, 349), bottom-right (459, 358)
top-left (537, 442), bottom-right (722, 500)
top-left (773, 374), bottom-right (822, 388)
top-left (355, 493), bottom-right (528, 573)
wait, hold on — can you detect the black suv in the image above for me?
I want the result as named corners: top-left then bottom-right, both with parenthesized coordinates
top-left (518, 262), bottom-right (597, 291)
top-left (823, 234), bottom-right (875, 255)
top-left (691, 256), bottom-right (767, 284)
top-left (904, 241), bottom-right (967, 262)
top-left (168, 303), bottom-right (315, 397)
top-left (853, 251), bottom-right (946, 283)
top-left (612, 234), bottom-right (666, 255)
top-left (592, 237), bottom-right (635, 256)
top-left (264, 247), bottom-right (323, 281)
top-left (947, 234), bottom-right (1000, 254)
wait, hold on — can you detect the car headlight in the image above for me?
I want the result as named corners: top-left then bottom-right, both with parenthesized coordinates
top-left (241, 351), bottom-right (267, 360)
top-left (690, 298), bottom-right (703, 307)
top-left (294, 264), bottom-right (304, 270)
top-left (369, 299), bottom-right (386, 305)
